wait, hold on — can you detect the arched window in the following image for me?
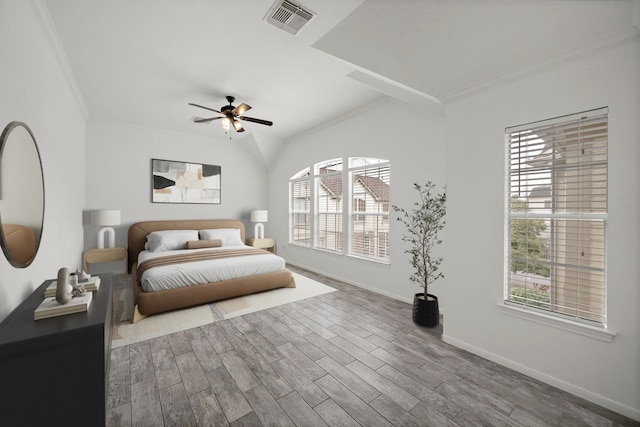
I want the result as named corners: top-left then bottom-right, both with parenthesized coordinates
top-left (289, 157), bottom-right (390, 263)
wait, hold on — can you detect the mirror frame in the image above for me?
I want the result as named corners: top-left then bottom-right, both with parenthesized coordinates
top-left (0, 121), bottom-right (45, 268)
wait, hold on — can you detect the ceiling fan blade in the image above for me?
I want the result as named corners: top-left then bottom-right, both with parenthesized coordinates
top-left (194, 117), bottom-right (223, 123)
top-left (232, 120), bottom-right (245, 132)
top-left (232, 103), bottom-right (251, 116)
top-left (188, 103), bottom-right (222, 114)
top-left (239, 115), bottom-right (273, 126)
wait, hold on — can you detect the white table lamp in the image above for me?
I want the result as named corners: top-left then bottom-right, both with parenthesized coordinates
top-left (90, 209), bottom-right (121, 249)
top-left (250, 210), bottom-right (268, 239)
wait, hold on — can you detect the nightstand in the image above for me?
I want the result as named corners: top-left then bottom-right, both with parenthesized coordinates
top-left (84, 246), bottom-right (128, 277)
top-left (247, 237), bottom-right (276, 253)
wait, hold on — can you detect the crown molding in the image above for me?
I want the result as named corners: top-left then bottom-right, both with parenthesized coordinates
top-left (440, 25), bottom-right (640, 105)
top-left (29, 0), bottom-right (89, 118)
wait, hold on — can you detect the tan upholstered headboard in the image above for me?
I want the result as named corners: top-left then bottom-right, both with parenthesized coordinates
top-left (127, 219), bottom-right (246, 271)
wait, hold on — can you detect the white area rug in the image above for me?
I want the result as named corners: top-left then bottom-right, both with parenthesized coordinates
top-left (111, 272), bottom-right (336, 348)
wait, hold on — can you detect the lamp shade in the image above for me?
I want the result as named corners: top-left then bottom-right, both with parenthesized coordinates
top-left (90, 209), bottom-right (121, 226)
top-left (250, 210), bottom-right (268, 223)
top-left (90, 210), bottom-right (121, 249)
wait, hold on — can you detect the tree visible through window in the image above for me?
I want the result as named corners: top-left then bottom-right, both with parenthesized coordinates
top-left (506, 108), bottom-right (608, 325)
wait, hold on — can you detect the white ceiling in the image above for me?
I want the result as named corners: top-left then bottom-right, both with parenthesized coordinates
top-left (44, 0), bottom-right (637, 165)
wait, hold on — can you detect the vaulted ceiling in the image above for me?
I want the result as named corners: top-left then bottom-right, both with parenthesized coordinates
top-left (44, 0), bottom-right (637, 166)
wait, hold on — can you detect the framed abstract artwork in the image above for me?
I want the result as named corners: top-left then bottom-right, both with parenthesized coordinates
top-left (151, 158), bottom-right (221, 204)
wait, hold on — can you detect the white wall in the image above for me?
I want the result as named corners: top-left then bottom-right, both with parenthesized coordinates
top-left (269, 97), bottom-right (447, 304)
top-left (0, 1), bottom-right (87, 321)
top-left (443, 39), bottom-right (640, 419)
top-left (83, 119), bottom-right (270, 252)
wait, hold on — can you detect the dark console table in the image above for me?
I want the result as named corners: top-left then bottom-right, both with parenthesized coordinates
top-left (0, 273), bottom-right (113, 426)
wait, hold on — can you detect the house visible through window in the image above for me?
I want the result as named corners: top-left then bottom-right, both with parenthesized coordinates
top-left (315, 159), bottom-right (343, 253)
top-left (289, 157), bottom-right (390, 263)
top-left (505, 107), bottom-right (608, 326)
top-left (349, 157), bottom-right (390, 262)
top-left (289, 167), bottom-right (310, 246)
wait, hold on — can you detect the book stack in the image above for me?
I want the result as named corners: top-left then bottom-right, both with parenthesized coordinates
top-left (44, 275), bottom-right (101, 298)
top-left (34, 292), bottom-right (92, 320)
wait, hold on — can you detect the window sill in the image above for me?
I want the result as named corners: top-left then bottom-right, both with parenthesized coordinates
top-left (287, 242), bottom-right (311, 249)
top-left (346, 254), bottom-right (390, 268)
top-left (286, 244), bottom-right (390, 267)
top-left (498, 303), bottom-right (616, 343)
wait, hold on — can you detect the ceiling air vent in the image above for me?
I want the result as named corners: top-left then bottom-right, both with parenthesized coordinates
top-left (265, 0), bottom-right (314, 35)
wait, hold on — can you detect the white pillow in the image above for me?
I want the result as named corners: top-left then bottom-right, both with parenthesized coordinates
top-left (145, 229), bottom-right (199, 252)
top-left (199, 228), bottom-right (244, 246)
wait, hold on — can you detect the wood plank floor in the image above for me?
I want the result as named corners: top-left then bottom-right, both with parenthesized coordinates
top-left (107, 265), bottom-right (638, 426)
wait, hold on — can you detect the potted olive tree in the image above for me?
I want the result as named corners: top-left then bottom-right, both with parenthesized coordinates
top-left (393, 182), bottom-right (446, 327)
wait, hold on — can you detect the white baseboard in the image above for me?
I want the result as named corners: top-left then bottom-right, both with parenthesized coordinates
top-left (442, 334), bottom-right (640, 422)
top-left (286, 261), bottom-right (414, 305)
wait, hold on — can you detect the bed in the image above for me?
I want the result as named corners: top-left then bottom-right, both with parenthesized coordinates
top-left (128, 219), bottom-right (295, 322)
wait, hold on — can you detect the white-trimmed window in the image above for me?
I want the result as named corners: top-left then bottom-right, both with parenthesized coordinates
top-left (349, 157), bottom-right (390, 262)
top-left (289, 157), bottom-right (390, 264)
top-left (315, 159), bottom-right (343, 253)
top-left (505, 107), bottom-right (608, 326)
top-left (289, 167), bottom-right (311, 246)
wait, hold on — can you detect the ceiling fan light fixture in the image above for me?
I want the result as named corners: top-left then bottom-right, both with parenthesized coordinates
top-left (221, 117), bottom-right (231, 131)
top-left (189, 96), bottom-right (272, 135)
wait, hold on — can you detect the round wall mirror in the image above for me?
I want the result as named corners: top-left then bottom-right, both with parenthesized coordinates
top-left (0, 121), bottom-right (45, 268)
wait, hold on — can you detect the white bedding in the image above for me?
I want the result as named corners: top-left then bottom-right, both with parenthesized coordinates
top-left (138, 245), bottom-right (286, 292)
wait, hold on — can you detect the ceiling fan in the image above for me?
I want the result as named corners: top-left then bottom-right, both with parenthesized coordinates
top-left (188, 96), bottom-right (273, 133)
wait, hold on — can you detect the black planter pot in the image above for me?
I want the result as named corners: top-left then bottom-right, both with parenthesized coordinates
top-left (412, 293), bottom-right (439, 327)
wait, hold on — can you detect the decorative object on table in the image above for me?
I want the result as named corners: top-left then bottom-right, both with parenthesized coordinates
top-left (251, 209), bottom-right (269, 239)
top-left (34, 290), bottom-right (93, 320)
top-left (69, 274), bottom-right (86, 297)
top-left (45, 275), bottom-right (101, 298)
top-left (39, 268), bottom-right (93, 320)
top-left (76, 269), bottom-right (91, 282)
top-left (90, 209), bottom-right (121, 249)
top-left (55, 267), bottom-right (72, 304)
top-left (69, 271), bottom-right (85, 296)
top-left (71, 284), bottom-right (87, 298)
top-left (151, 158), bottom-right (221, 204)
top-left (393, 182), bottom-right (446, 328)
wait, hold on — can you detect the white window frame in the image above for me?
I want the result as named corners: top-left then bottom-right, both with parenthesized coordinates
top-left (504, 107), bottom-right (610, 333)
top-left (314, 159), bottom-right (344, 254)
top-left (288, 157), bottom-right (390, 265)
top-left (289, 168), bottom-right (311, 247)
top-left (348, 158), bottom-right (390, 263)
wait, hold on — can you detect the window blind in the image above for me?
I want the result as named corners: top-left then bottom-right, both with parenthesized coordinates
top-left (506, 107), bottom-right (608, 325)
top-left (315, 159), bottom-right (344, 252)
top-left (288, 157), bottom-right (391, 264)
top-left (349, 159), bottom-right (390, 262)
top-left (289, 178), bottom-right (311, 246)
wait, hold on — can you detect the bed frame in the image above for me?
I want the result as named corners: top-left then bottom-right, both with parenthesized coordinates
top-left (127, 219), bottom-right (295, 322)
